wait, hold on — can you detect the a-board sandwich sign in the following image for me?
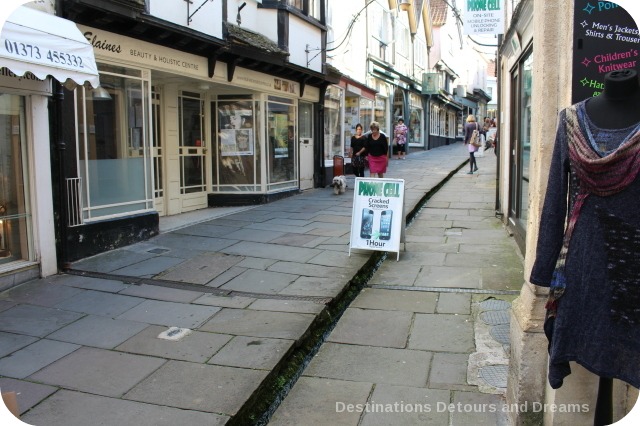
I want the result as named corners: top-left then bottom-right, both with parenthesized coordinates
top-left (349, 178), bottom-right (405, 260)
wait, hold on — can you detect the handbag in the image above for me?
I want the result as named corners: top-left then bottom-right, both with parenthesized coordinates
top-left (470, 123), bottom-right (482, 147)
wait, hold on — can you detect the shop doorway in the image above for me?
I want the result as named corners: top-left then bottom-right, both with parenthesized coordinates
top-left (177, 91), bottom-right (207, 212)
top-left (151, 88), bottom-right (165, 215)
top-left (298, 102), bottom-right (313, 190)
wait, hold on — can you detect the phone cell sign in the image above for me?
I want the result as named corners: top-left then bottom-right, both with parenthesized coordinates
top-left (350, 178), bottom-right (405, 253)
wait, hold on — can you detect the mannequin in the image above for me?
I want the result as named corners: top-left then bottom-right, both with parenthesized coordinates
top-left (585, 69), bottom-right (640, 128)
top-left (586, 70), bottom-right (640, 426)
top-left (530, 69), bottom-right (640, 426)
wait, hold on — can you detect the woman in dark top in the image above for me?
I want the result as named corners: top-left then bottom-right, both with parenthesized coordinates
top-left (364, 121), bottom-right (389, 178)
top-left (350, 123), bottom-right (367, 177)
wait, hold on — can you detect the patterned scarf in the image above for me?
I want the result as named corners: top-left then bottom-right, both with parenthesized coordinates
top-left (546, 105), bottom-right (640, 317)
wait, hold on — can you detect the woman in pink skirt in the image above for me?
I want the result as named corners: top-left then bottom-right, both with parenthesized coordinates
top-left (364, 121), bottom-right (389, 178)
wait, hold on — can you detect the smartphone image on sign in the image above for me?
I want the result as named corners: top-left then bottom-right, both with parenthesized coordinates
top-left (360, 209), bottom-right (374, 239)
top-left (379, 210), bottom-right (392, 240)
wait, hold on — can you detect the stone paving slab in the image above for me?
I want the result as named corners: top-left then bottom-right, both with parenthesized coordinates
top-left (0, 300), bottom-right (16, 313)
top-left (429, 352), bottom-right (476, 390)
top-left (413, 265), bottom-right (481, 289)
top-left (359, 384), bottom-right (452, 426)
top-left (0, 331), bottom-right (38, 358)
top-left (204, 266), bottom-right (247, 288)
top-left (0, 280), bottom-right (83, 307)
top-left (54, 290), bottom-right (145, 317)
top-left (235, 256), bottom-right (279, 270)
top-left (367, 263), bottom-right (422, 286)
top-left (51, 274), bottom-right (129, 293)
top-left (47, 315), bottom-right (149, 349)
top-left (110, 255), bottom-right (186, 278)
top-left (22, 389), bottom-right (227, 426)
top-left (350, 288), bottom-right (437, 313)
top-left (72, 249), bottom-right (156, 273)
top-left (116, 299), bottom-right (220, 328)
top-left (191, 293), bottom-right (255, 308)
top-left (172, 223), bottom-right (239, 238)
top-left (408, 314), bottom-right (474, 353)
top-left (208, 335), bottom-right (295, 370)
top-left (0, 377), bottom-right (58, 415)
top-left (327, 308), bottom-right (412, 348)
top-left (0, 339), bottom-right (80, 379)
top-left (116, 325), bottom-right (232, 363)
top-left (450, 390), bottom-right (509, 425)
top-left (124, 360), bottom-right (268, 415)
top-left (270, 377), bottom-right (373, 426)
top-left (248, 298), bottom-right (325, 314)
top-left (304, 343), bottom-right (432, 387)
top-left (199, 308), bottom-right (314, 339)
top-left (0, 304), bottom-right (83, 337)
top-left (223, 240), bottom-right (323, 262)
top-left (30, 347), bottom-right (166, 397)
top-left (436, 292), bottom-right (472, 314)
top-left (150, 233), bottom-right (239, 252)
top-left (278, 276), bottom-right (346, 298)
top-left (268, 233), bottom-right (330, 248)
top-left (118, 283), bottom-right (204, 303)
top-left (268, 261), bottom-right (352, 278)
top-left (222, 227), bottom-right (286, 243)
top-left (220, 268), bottom-right (298, 294)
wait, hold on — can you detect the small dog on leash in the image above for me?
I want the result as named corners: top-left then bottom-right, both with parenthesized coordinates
top-left (331, 175), bottom-right (347, 195)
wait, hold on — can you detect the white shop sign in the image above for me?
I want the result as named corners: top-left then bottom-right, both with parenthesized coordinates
top-left (349, 178), bottom-right (405, 260)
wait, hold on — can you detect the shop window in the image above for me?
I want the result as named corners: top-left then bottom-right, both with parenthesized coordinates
top-left (430, 104), bottom-right (439, 136)
top-left (324, 85), bottom-right (343, 160)
top-left (0, 94), bottom-right (30, 265)
top-left (344, 96), bottom-right (360, 156)
top-left (448, 112), bottom-right (456, 138)
top-left (374, 96), bottom-right (387, 134)
top-left (76, 64), bottom-right (153, 220)
top-left (267, 97), bottom-right (297, 188)
top-left (359, 98), bottom-right (373, 132)
top-left (214, 99), bottom-right (260, 191)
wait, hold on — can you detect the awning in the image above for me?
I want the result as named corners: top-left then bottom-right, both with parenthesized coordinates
top-left (0, 6), bottom-right (99, 88)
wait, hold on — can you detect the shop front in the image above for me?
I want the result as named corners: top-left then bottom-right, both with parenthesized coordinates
top-left (59, 25), bottom-right (320, 260)
top-left (0, 6), bottom-right (99, 285)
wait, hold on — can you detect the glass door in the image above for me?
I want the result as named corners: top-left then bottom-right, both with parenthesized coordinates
top-left (0, 94), bottom-right (31, 265)
top-left (178, 91), bottom-right (207, 209)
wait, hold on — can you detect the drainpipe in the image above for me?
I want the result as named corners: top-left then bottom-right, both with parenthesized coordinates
top-left (495, 34), bottom-right (503, 216)
top-left (53, 81), bottom-right (69, 270)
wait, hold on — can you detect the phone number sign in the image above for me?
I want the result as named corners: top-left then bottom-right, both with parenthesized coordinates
top-left (349, 178), bottom-right (405, 257)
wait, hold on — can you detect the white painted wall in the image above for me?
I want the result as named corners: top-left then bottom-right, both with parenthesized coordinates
top-left (288, 17), bottom-right (323, 73)
top-left (228, 0), bottom-right (279, 44)
top-left (149, 0), bottom-right (223, 39)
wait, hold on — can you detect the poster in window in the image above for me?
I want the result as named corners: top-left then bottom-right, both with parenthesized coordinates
top-left (220, 129), bottom-right (253, 156)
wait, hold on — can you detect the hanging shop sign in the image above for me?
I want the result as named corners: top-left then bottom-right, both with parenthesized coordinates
top-left (349, 178), bottom-right (405, 260)
top-left (463, 0), bottom-right (504, 36)
top-left (572, 0), bottom-right (640, 103)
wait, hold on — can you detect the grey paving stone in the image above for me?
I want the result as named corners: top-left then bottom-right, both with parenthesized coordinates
top-left (199, 308), bottom-right (314, 339)
top-left (22, 389), bottom-right (227, 426)
top-left (118, 283), bottom-right (203, 303)
top-left (429, 352), bottom-right (472, 388)
top-left (52, 274), bottom-right (129, 293)
top-left (270, 377), bottom-right (373, 426)
top-left (0, 300), bottom-right (16, 313)
top-left (222, 228), bottom-right (285, 242)
top-left (327, 308), bottom-right (412, 348)
top-left (192, 293), bottom-right (256, 308)
top-left (0, 339), bottom-right (79, 379)
top-left (0, 305), bottom-right (83, 337)
top-left (248, 298), bottom-right (325, 314)
top-left (124, 360), bottom-right (268, 415)
top-left (0, 332), bottom-right (38, 357)
top-left (47, 315), bottom-right (148, 349)
top-left (409, 314), bottom-right (475, 353)
top-left (223, 241), bottom-right (322, 262)
top-left (0, 280), bottom-right (84, 307)
top-left (268, 261), bottom-right (351, 278)
top-left (306, 227), bottom-right (350, 237)
top-left (0, 377), bottom-right (57, 414)
top-left (208, 336), bottom-right (294, 370)
top-left (398, 251), bottom-right (447, 267)
top-left (263, 217), bottom-right (314, 227)
top-left (71, 249), bottom-right (156, 273)
top-left (156, 252), bottom-right (245, 284)
top-left (116, 325), bottom-right (232, 363)
top-left (304, 343), bottom-right (431, 387)
top-left (437, 293), bottom-right (472, 314)
top-left (278, 276), bottom-right (346, 298)
top-left (205, 266), bottom-right (247, 288)
top-left (481, 264), bottom-right (525, 291)
top-left (269, 233), bottom-right (328, 247)
top-left (116, 300), bottom-right (220, 328)
top-left (29, 347), bottom-right (166, 397)
top-left (54, 290), bottom-right (144, 317)
top-left (172, 223), bottom-right (238, 237)
top-left (150, 233), bottom-right (239, 252)
top-left (413, 266), bottom-right (482, 289)
top-left (235, 256), bottom-right (279, 270)
top-left (307, 250), bottom-right (369, 268)
top-left (351, 288), bottom-right (437, 313)
top-left (220, 269), bottom-right (298, 294)
top-left (450, 390), bottom-right (509, 425)
top-left (111, 256), bottom-right (185, 277)
top-left (360, 384), bottom-right (452, 426)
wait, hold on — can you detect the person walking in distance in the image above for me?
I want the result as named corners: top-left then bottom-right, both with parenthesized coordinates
top-left (364, 121), bottom-right (389, 178)
top-left (350, 123), bottom-right (367, 177)
top-left (394, 118), bottom-right (408, 160)
top-left (464, 114), bottom-right (480, 174)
